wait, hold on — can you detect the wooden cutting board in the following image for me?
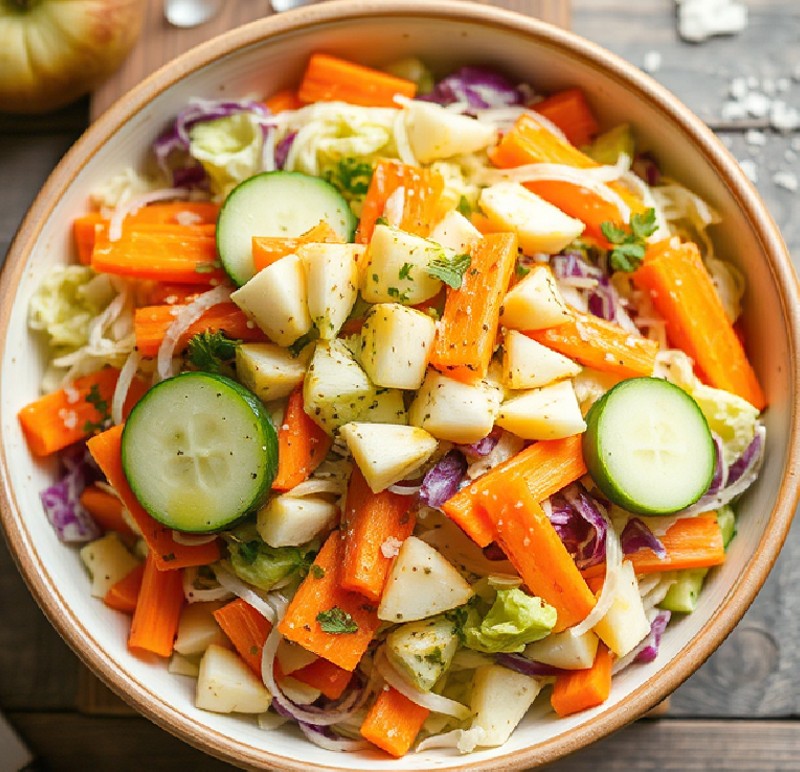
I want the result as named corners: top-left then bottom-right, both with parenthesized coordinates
top-left (90, 0), bottom-right (571, 120)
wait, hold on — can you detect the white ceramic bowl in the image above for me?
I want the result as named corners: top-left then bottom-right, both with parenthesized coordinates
top-left (1, 2), bottom-right (799, 769)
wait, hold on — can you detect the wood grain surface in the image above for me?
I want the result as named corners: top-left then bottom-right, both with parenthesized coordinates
top-left (1, 0), bottom-right (799, 769)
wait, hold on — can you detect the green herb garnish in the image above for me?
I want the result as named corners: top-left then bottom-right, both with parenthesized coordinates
top-left (187, 330), bottom-right (241, 375)
top-left (399, 262), bottom-right (414, 281)
top-left (600, 207), bottom-right (658, 272)
top-left (83, 382), bottom-right (111, 434)
top-left (309, 564), bottom-right (326, 579)
top-left (427, 252), bottom-right (472, 289)
top-left (316, 606), bottom-right (358, 634)
top-left (288, 328), bottom-right (320, 358)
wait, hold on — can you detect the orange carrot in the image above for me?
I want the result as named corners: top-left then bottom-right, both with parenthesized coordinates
top-left (91, 225), bottom-right (225, 285)
top-left (265, 89), bottom-right (303, 114)
top-left (79, 485), bottom-right (136, 538)
top-left (146, 283), bottom-right (208, 305)
top-left (252, 221), bottom-right (342, 273)
top-left (87, 425), bottom-right (221, 571)
top-left (104, 562), bottom-right (145, 614)
top-left (357, 160), bottom-right (445, 244)
top-left (633, 239), bottom-right (765, 410)
top-left (134, 302), bottom-right (267, 358)
top-left (429, 232), bottom-right (518, 384)
top-left (17, 367), bottom-right (146, 457)
top-left (128, 553), bottom-right (184, 657)
top-left (533, 88), bottom-right (600, 148)
top-left (291, 657), bottom-right (353, 701)
top-left (278, 531), bottom-right (381, 672)
top-left (73, 212), bottom-right (106, 264)
top-left (551, 644), bottom-right (612, 717)
top-left (272, 387), bottom-right (332, 491)
top-left (442, 435), bottom-right (587, 548)
top-left (482, 476), bottom-right (596, 632)
top-left (526, 309), bottom-right (659, 379)
top-left (213, 598), bottom-right (273, 676)
top-left (583, 513), bottom-right (725, 579)
top-left (360, 686), bottom-right (429, 757)
top-left (341, 468), bottom-right (415, 602)
top-left (298, 53), bottom-right (417, 108)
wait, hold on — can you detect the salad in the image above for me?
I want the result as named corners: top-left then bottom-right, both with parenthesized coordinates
top-left (19, 53), bottom-right (767, 758)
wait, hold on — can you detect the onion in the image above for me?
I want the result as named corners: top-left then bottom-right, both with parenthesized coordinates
top-left (213, 566), bottom-right (278, 624)
top-left (172, 531), bottom-right (217, 546)
top-left (387, 482), bottom-right (423, 496)
top-left (182, 566), bottom-right (233, 604)
top-left (155, 286), bottom-right (231, 381)
top-left (416, 726), bottom-right (487, 754)
top-left (284, 478), bottom-right (343, 498)
top-left (495, 653), bottom-right (567, 678)
top-left (108, 188), bottom-right (191, 242)
top-left (420, 450), bottom-right (468, 508)
top-left (111, 350), bottom-right (140, 426)
top-left (393, 111), bottom-right (418, 166)
top-left (620, 518), bottom-right (666, 558)
top-left (374, 649), bottom-right (471, 720)
top-left (297, 723), bottom-right (370, 752)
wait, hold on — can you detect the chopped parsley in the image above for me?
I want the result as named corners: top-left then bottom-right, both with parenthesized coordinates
top-left (316, 606), bottom-right (358, 634)
top-left (187, 330), bottom-right (241, 376)
top-left (309, 564), bottom-right (326, 580)
top-left (83, 382), bottom-right (111, 434)
top-left (424, 647), bottom-right (444, 665)
top-left (426, 252), bottom-right (472, 289)
top-left (399, 262), bottom-right (414, 281)
top-left (387, 286), bottom-right (411, 302)
top-left (600, 207), bottom-right (658, 272)
top-left (456, 195), bottom-right (473, 217)
top-left (515, 261), bottom-right (531, 278)
top-left (238, 540), bottom-right (262, 565)
top-left (288, 328), bottom-right (320, 358)
top-left (323, 157), bottom-right (374, 199)
top-left (375, 216), bottom-right (389, 227)
top-left (444, 605), bottom-right (470, 644)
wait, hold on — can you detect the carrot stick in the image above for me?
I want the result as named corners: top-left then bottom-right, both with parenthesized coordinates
top-left (17, 367), bottom-right (146, 457)
top-left (340, 468), bottom-right (415, 602)
top-left (582, 513), bottom-right (725, 579)
top-left (128, 553), bottom-right (184, 657)
top-left (87, 425), bottom-right (221, 571)
top-left (145, 283), bottom-right (208, 306)
top-left (134, 302), bottom-right (267, 358)
top-left (104, 563), bottom-right (145, 614)
top-left (91, 225), bottom-right (225, 285)
top-left (253, 221), bottom-right (342, 273)
top-left (73, 212), bottom-right (106, 265)
top-left (79, 485), bottom-right (136, 538)
top-left (526, 309), bottom-right (659, 379)
top-left (482, 476), bottom-right (596, 632)
top-left (272, 387), bottom-right (332, 492)
top-left (551, 644), bottom-right (612, 717)
top-left (298, 53), bottom-right (417, 108)
top-left (633, 239), bottom-right (765, 410)
top-left (533, 88), bottom-right (600, 149)
top-left (290, 657), bottom-right (353, 700)
top-left (213, 598), bottom-right (273, 676)
top-left (265, 89), bottom-right (303, 114)
top-left (442, 435), bottom-right (587, 548)
top-left (356, 159), bottom-right (445, 244)
top-left (278, 531), bottom-right (381, 671)
top-left (429, 232), bottom-right (518, 384)
top-left (360, 686), bottom-right (429, 757)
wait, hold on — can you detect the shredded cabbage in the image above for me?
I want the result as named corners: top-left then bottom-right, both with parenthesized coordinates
top-left (90, 167), bottom-right (159, 210)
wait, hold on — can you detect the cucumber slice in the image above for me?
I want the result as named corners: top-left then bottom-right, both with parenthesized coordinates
top-left (659, 568), bottom-right (708, 614)
top-left (122, 372), bottom-right (277, 533)
top-left (217, 171), bottom-right (357, 286)
top-left (582, 377), bottom-right (715, 515)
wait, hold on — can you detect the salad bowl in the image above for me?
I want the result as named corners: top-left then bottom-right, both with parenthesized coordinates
top-left (1, 1), bottom-right (799, 770)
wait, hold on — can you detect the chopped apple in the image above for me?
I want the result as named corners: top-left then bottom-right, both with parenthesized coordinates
top-left (386, 616), bottom-right (459, 691)
top-left (500, 264), bottom-right (572, 331)
top-left (275, 639), bottom-right (318, 675)
top-left (429, 210), bottom-right (482, 254)
top-left (303, 339), bottom-right (375, 434)
top-left (592, 560), bottom-right (651, 658)
top-left (503, 329), bottom-right (581, 389)
top-left (405, 101), bottom-right (497, 163)
top-left (361, 224), bottom-right (443, 304)
top-left (357, 388), bottom-right (408, 425)
top-left (195, 645), bottom-right (271, 714)
top-left (524, 629), bottom-right (599, 670)
top-left (231, 253), bottom-right (311, 346)
top-left (408, 369), bottom-right (498, 444)
top-left (360, 303), bottom-right (436, 389)
top-left (257, 494), bottom-right (338, 548)
top-left (496, 379), bottom-right (586, 440)
top-left (79, 533), bottom-right (140, 599)
top-left (298, 242), bottom-right (362, 339)
top-left (378, 536), bottom-right (473, 622)
top-left (338, 422), bottom-right (437, 493)
top-left (479, 182), bottom-right (584, 255)
top-left (235, 342), bottom-right (310, 402)
top-left (174, 602), bottom-right (228, 656)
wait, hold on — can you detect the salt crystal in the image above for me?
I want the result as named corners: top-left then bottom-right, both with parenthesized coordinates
top-left (777, 77), bottom-right (792, 94)
top-left (761, 78), bottom-right (776, 97)
top-left (747, 76), bottom-right (759, 89)
top-left (738, 158), bottom-right (758, 183)
top-left (773, 171), bottom-right (798, 192)
top-left (770, 101), bottom-right (800, 132)
top-left (643, 51), bottom-right (662, 74)
top-left (720, 101), bottom-right (747, 121)
top-left (743, 92), bottom-right (771, 119)
top-left (380, 537), bottom-right (403, 559)
top-left (730, 77), bottom-right (748, 100)
top-left (745, 129), bottom-right (767, 147)
top-left (676, 0), bottom-right (748, 42)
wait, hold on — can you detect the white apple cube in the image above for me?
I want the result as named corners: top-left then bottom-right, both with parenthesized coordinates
top-left (362, 224), bottom-right (443, 304)
top-left (429, 210), bottom-right (482, 255)
top-left (496, 379), bottom-right (586, 440)
top-left (524, 629), bottom-right (600, 670)
top-left (338, 422), bottom-right (437, 493)
top-left (360, 303), bottom-right (436, 389)
top-left (275, 639), bottom-right (318, 675)
top-left (592, 560), bottom-right (651, 658)
top-left (408, 369), bottom-right (498, 444)
top-left (357, 388), bottom-right (408, 425)
top-left (470, 664), bottom-right (542, 747)
top-left (500, 265), bottom-right (572, 331)
top-left (503, 329), bottom-right (581, 390)
top-left (174, 602), bottom-right (228, 656)
top-left (257, 494), bottom-right (338, 548)
top-left (479, 182), bottom-right (585, 255)
top-left (405, 101), bottom-right (497, 163)
top-left (231, 253), bottom-right (311, 346)
top-left (235, 342), bottom-right (310, 402)
top-left (79, 533), bottom-right (140, 599)
top-left (196, 645), bottom-right (271, 714)
top-left (378, 536), bottom-right (474, 622)
top-left (298, 242), bottom-right (361, 339)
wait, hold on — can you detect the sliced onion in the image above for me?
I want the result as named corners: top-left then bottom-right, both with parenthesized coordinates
top-left (111, 350), bottom-right (141, 425)
top-left (297, 723), bottom-right (370, 752)
top-left (108, 188), bottom-right (191, 242)
top-left (387, 482), bottom-right (422, 496)
top-left (284, 478), bottom-right (343, 498)
top-left (495, 653), bottom-right (567, 678)
top-left (172, 531), bottom-right (217, 546)
top-left (620, 517), bottom-right (666, 558)
top-left (416, 726), bottom-right (486, 754)
top-left (155, 286), bottom-right (231, 380)
top-left (393, 110), bottom-right (418, 166)
top-left (183, 566), bottom-right (233, 603)
top-left (213, 566), bottom-right (277, 623)
top-left (375, 649), bottom-right (471, 720)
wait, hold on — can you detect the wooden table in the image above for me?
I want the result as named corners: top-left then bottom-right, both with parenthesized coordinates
top-left (2, 1), bottom-right (800, 769)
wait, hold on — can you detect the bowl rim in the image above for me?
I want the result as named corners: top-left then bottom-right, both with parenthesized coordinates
top-left (1, 1), bottom-right (799, 769)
